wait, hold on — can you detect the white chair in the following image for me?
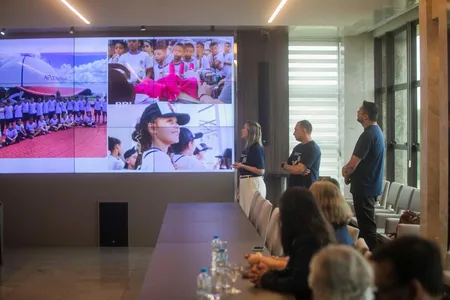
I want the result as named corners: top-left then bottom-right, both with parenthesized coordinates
top-left (350, 182), bottom-right (403, 227)
top-left (248, 191), bottom-right (261, 223)
top-left (265, 208), bottom-right (282, 256)
top-left (256, 200), bottom-right (273, 240)
top-left (249, 195), bottom-right (265, 227)
top-left (374, 186), bottom-right (415, 229)
top-left (409, 188), bottom-right (420, 212)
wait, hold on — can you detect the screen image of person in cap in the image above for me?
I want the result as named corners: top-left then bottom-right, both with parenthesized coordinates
top-left (123, 148), bottom-right (138, 170)
top-left (194, 142), bottom-right (212, 162)
top-left (132, 102), bottom-right (190, 172)
top-left (216, 148), bottom-right (233, 170)
top-left (170, 127), bottom-right (206, 170)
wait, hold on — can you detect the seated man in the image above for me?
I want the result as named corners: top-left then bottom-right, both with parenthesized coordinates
top-left (371, 235), bottom-right (446, 300)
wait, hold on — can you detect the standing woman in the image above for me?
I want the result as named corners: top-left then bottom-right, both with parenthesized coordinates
top-left (233, 121), bottom-right (266, 216)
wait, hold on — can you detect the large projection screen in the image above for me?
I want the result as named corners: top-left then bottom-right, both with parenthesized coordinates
top-left (0, 37), bottom-right (235, 173)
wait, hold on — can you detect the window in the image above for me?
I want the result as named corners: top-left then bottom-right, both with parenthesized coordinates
top-left (374, 22), bottom-right (420, 187)
top-left (288, 41), bottom-right (341, 180)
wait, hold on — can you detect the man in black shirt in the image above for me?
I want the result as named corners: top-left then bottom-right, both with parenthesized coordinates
top-left (343, 101), bottom-right (385, 250)
top-left (282, 120), bottom-right (321, 188)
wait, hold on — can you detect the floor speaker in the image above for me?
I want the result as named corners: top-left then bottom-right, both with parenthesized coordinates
top-left (98, 202), bottom-right (128, 247)
top-left (258, 62), bottom-right (270, 146)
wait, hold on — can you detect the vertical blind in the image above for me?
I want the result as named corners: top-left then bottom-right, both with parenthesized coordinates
top-left (288, 40), bottom-right (342, 180)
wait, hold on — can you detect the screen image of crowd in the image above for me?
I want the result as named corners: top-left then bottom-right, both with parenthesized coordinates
top-left (0, 38), bottom-right (108, 159)
top-left (108, 37), bottom-right (234, 105)
top-left (107, 102), bottom-right (234, 172)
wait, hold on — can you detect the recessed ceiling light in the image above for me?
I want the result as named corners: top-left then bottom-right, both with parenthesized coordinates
top-left (141, 26), bottom-right (146, 31)
top-left (60, 0), bottom-right (91, 25)
top-left (0, 29), bottom-right (5, 36)
top-left (268, 0), bottom-right (288, 23)
top-left (69, 27), bottom-right (74, 34)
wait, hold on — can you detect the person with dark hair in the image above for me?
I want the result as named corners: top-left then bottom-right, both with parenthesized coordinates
top-left (221, 41), bottom-right (233, 78)
top-left (123, 148), bottom-right (138, 170)
top-left (216, 148), bottom-right (232, 170)
top-left (132, 102), bottom-right (190, 172)
top-left (109, 41), bottom-right (127, 63)
top-left (282, 120), bottom-right (321, 189)
top-left (342, 101), bottom-right (384, 251)
top-left (371, 236), bottom-right (445, 300)
top-left (170, 127), bottom-right (206, 170)
top-left (118, 39), bottom-right (153, 83)
top-left (195, 42), bottom-right (210, 71)
top-left (107, 136), bottom-right (124, 170)
top-left (209, 41), bottom-right (223, 74)
top-left (153, 40), bottom-right (171, 81)
top-left (170, 43), bottom-right (185, 75)
top-left (183, 43), bottom-right (197, 71)
top-left (248, 187), bottom-right (336, 299)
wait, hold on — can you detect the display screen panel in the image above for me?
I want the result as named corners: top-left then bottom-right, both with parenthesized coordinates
top-left (0, 36), bottom-right (235, 173)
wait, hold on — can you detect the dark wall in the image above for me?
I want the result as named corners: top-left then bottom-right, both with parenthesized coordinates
top-left (0, 27), bottom-right (290, 247)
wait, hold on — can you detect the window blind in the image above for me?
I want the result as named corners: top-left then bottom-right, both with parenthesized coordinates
top-left (288, 40), bottom-right (342, 180)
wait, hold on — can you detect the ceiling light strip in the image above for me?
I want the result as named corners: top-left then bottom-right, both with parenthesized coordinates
top-left (60, 0), bottom-right (91, 24)
top-left (268, 0), bottom-right (288, 23)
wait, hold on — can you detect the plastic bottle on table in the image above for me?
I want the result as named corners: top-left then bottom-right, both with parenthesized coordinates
top-left (196, 268), bottom-right (212, 298)
top-left (210, 236), bottom-right (221, 271)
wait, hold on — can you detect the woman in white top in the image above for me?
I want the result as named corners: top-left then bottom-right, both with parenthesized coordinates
top-left (170, 128), bottom-right (206, 171)
top-left (107, 136), bottom-right (125, 170)
top-left (132, 102), bottom-right (190, 172)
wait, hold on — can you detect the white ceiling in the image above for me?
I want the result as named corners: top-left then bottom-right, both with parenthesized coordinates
top-left (0, 0), bottom-right (392, 29)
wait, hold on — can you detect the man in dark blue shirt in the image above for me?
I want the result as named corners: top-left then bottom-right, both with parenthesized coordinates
top-left (282, 120), bottom-right (321, 188)
top-left (343, 101), bottom-right (385, 250)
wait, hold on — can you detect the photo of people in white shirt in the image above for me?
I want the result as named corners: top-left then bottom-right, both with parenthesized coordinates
top-left (107, 36), bottom-right (234, 105)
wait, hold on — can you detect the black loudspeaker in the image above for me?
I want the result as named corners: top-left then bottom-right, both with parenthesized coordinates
top-left (99, 202), bottom-right (128, 247)
top-left (258, 62), bottom-right (270, 146)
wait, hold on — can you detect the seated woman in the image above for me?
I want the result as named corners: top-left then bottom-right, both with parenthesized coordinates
top-left (247, 187), bottom-right (336, 300)
top-left (246, 180), bottom-right (353, 271)
top-left (310, 181), bottom-right (354, 246)
top-left (308, 245), bottom-right (374, 300)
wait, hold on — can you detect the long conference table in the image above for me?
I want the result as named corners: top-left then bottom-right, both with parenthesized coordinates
top-left (138, 202), bottom-right (294, 300)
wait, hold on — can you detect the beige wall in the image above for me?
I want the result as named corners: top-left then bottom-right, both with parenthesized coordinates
top-left (0, 27), bottom-right (290, 247)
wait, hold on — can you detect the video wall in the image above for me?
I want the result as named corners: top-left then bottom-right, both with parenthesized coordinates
top-left (0, 37), bottom-right (235, 173)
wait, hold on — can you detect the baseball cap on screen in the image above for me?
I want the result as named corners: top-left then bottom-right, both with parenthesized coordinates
top-left (139, 102), bottom-right (190, 126)
top-left (0, 56), bottom-right (87, 97)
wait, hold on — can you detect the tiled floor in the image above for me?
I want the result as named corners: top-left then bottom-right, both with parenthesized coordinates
top-left (0, 247), bottom-right (153, 300)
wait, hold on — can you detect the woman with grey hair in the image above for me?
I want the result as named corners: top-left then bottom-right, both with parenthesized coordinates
top-left (308, 244), bottom-right (374, 300)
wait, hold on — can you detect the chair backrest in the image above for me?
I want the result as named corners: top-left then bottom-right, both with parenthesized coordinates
top-left (379, 180), bottom-right (391, 208)
top-left (256, 200), bottom-right (273, 240)
top-left (250, 195), bottom-right (265, 226)
top-left (386, 182), bottom-right (403, 208)
top-left (347, 225), bottom-right (360, 245)
top-left (265, 208), bottom-right (283, 256)
top-left (395, 185), bottom-right (415, 212)
top-left (248, 191), bottom-right (262, 224)
top-left (408, 188), bottom-right (420, 212)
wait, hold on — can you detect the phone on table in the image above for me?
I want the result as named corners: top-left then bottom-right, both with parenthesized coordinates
top-left (252, 246), bottom-right (265, 253)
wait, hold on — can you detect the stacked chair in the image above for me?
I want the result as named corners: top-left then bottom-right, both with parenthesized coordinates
top-left (347, 180), bottom-right (421, 244)
top-left (247, 191), bottom-right (283, 256)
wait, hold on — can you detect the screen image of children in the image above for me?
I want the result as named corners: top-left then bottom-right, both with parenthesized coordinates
top-left (0, 95), bottom-right (107, 158)
top-left (107, 37), bottom-right (234, 105)
top-left (107, 102), bottom-right (233, 172)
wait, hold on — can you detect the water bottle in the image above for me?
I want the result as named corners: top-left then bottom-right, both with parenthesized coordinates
top-left (220, 241), bottom-right (229, 267)
top-left (214, 249), bottom-right (226, 289)
top-left (210, 236), bottom-right (221, 271)
top-left (196, 268), bottom-right (212, 298)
